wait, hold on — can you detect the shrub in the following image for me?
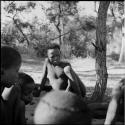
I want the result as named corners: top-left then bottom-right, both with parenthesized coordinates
top-left (33, 42), bottom-right (48, 58)
top-left (109, 52), bottom-right (120, 61)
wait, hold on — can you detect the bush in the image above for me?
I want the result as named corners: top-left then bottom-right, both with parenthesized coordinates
top-left (109, 52), bottom-right (120, 61)
top-left (60, 44), bottom-right (72, 59)
top-left (86, 43), bottom-right (95, 58)
top-left (33, 42), bottom-right (48, 58)
top-left (71, 41), bottom-right (87, 58)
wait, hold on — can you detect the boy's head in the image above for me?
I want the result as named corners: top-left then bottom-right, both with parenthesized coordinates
top-left (34, 91), bottom-right (92, 124)
top-left (18, 72), bottom-right (35, 105)
top-left (1, 46), bottom-right (22, 88)
top-left (47, 44), bottom-right (61, 64)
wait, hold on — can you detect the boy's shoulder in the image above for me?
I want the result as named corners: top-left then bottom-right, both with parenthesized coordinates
top-left (7, 84), bottom-right (22, 102)
top-left (60, 61), bottom-right (71, 67)
top-left (13, 84), bottom-right (21, 93)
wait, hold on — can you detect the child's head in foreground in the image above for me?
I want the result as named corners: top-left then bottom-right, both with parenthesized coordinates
top-left (1, 46), bottom-right (22, 88)
top-left (18, 72), bottom-right (35, 105)
top-left (34, 91), bottom-right (92, 124)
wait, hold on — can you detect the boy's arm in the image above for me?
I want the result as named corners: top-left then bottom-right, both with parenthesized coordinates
top-left (71, 68), bottom-right (86, 97)
top-left (40, 59), bottom-right (48, 91)
top-left (104, 83), bottom-right (121, 125)
top-left (64, 65), bottom-right (82, 96)
top-left (65, 80), bottom-right (71, 91)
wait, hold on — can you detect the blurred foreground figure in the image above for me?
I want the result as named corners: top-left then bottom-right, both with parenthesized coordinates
top-left (105, 79), bottom-right (125, 125)
top-left (34, 90), bottom-right (92, 124)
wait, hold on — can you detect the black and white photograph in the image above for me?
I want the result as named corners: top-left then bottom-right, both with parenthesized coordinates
top-left (1, 1), bottom-right (125, 124)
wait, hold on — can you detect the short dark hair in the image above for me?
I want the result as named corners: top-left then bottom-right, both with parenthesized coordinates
top-left (18, 72), bottom-right (35, 88)
top-left (47, 43), bottom-right (60, 50)
top-left (1, 46), bottom-right (22, 69)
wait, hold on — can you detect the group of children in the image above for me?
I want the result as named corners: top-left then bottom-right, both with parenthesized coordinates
top-left (1, 46), bottom-right (35, 124)
top-left (1, 44), bottom-right (124, 124)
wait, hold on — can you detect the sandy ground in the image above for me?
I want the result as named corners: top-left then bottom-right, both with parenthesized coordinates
top-left (20, 56), bottom-right (125, 124)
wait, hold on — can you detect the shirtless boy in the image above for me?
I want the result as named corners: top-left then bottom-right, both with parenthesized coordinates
top-left (38, 44), bottom-right (86, 97)
top-left (1, 46), bottom-right (22, 124)
top-left (105, 78), bottom-right (125, 125)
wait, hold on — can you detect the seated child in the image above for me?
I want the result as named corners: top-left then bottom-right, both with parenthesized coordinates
top-left (4, 72), bottom-right (35, 125)
top-left (34, 90), bottom-right (92, 124)
top-left (18, 72), bottom-right (35, 105)
top-left (38, 43), bottom-right (86, 98)
top-left (104, 78), bottom-right (125, 125)
top-left (12, 72), bottom-right (35, 124)
top-left (1, 46), bottom-right (22, 124)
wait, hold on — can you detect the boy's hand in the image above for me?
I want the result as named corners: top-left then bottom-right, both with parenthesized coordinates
top-left (1, 85), bottom-right (14, 100)
top-left (65, 80), bottom-right (71, 92)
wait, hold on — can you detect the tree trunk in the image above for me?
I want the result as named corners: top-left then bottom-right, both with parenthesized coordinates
top-left (94, 1), bottom-right (97, 13)
top-left (91, 1), bottom-right (110, 102)
top-left (13, 19), bottom-right (30, 46)
top-left (119, 16), bottom-right (125, 63)
top-left (119, 35), bottom-right (125, 63)
top-left (54, 3), bottom-right (62, 45)
top-left (55, 23), bottom-right (61, 45)
top-left (60, 17), bottom-right (64, 44)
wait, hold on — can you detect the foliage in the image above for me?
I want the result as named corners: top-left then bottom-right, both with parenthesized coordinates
top-left (33, 41), bottom-right (49, 57)
top-left (1, 22), bottom-right (19, 45)
top-left (109, 52), bottom-right (119, 61)
top-left (29, 22), bottom-right (52, 57)
top-left (4, 1), bottom-right (36, 14)
top-left (46, 1), bottom-right (78, 23)
top-left (1, 1), bottom-right (124, 59)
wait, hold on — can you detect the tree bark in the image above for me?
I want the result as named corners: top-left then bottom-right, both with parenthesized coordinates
top-left (119, 32), bottom-right (125, 63)
top-left (53, 3), bottom-right (62, 45)
top-left (91, 1), bottom-right (110, 102)
top-left (13, 19), bottom-right (30, 46)
top-left (119, 15), bottom-right (125, 63)
top-left (94, 1), bottom-right (97, 13)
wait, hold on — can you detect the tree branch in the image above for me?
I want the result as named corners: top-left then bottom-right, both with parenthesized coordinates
top-left (49, 27), bottom-right (85, 42)
top-left (13, 19), bottom-right (30, 46)
top-left (91, 41), bottom-right (103, 52)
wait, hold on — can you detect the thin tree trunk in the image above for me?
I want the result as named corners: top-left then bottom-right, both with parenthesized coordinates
top-left (94, 1), bottom-right (97, 13)
top-left (119, 33), bottom-right (125, 63)
top-left (55, 25), bottom-right (61, 45)
top-left (91, 1), bottom-right (110, 102)
top-left (53, 3), bottom-right (62, 45)
top-left (119, 16), bottom-right (125, 63)
top-left (13, 19), bottom-right (30, 46)
top-left (6, 15), bottom-right (30, 46)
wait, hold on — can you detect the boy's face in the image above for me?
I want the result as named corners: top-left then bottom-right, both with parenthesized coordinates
top-left (47, 48), bottom-right (61, 65)
top-left (1, 64), bottom-right (21, 88)
top-left (21, 83), bottom-right (35, 105)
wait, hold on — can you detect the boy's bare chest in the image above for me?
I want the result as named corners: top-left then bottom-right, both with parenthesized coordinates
top-left (53, 66), bottom-right (64, 77)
